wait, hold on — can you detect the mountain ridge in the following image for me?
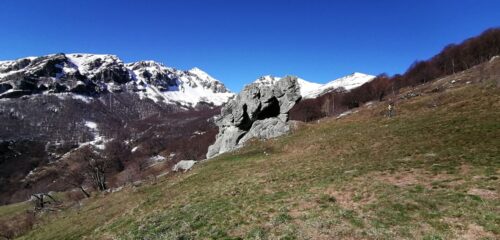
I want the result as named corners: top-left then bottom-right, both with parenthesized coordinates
top-left (251, 72), bottom-right (375, 99)
top-left (1, 53), bottom-right (374, 107)
top-left (0, 53), bottom-right (234, 107)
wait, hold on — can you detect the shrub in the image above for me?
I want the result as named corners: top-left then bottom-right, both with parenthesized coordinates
top-left (0, 211), bottom-right (36, 239)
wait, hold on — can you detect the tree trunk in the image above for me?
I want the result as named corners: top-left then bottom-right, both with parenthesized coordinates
top-left (79, 186), bottom-right (90, 198)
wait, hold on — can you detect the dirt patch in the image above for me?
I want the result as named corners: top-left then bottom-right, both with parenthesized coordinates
top-left (458, 223), bottom-right (496, 240)
top-left (317, 187), bottom-right (376, 210)
top-left (289, 200), bottom-right (316, 218)
top-left (292, 216), bottom-right (368, 240)
top-left (467, 188), bottom-right (498, 200)
top-left (292, 219), bottom-right (335, 240)
top-left (434, 217), bottom-right (496, 239)
top-left (330, 191), bottom-right (368, 209)
top-left (363, 169), bottom-right (464, 189)
top-left (459, 164), bottom-right (472, 175)
top-left (373, 172), bottom-right (421, 187)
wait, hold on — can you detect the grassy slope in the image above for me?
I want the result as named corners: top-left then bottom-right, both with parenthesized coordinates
top-left (4, 69), bottom-right (500, 239)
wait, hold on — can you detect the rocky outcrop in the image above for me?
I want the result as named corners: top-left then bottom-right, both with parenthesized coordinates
top-left (172, 160), bottom-right (197, 172)
top-left (206, 76), bottom-right (301, 158)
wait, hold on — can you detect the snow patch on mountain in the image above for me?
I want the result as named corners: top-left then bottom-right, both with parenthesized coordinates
top-left (84, 121), bottom-right (98, 130)
top-left (66, 54), bottom-right (123, 77)
top-left (127, 61), bottom-right (234, 107)
top-left (296, 78), bottom-right (323, 97)
top-left (253, 72), bottom-right (375, 99)
top-left (305, 72), bottom-right (375, 98)
top-left (81, 120), bottom-right (107, 150)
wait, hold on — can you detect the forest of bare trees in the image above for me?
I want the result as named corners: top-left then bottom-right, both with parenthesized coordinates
top-left (290, 27), bottom-right (500, 121)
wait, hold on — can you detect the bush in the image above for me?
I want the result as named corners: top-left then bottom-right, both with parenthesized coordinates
top-left (65, 190), bottom-right (86, 203)
top-left (0, 211), bottom-right (36, 239)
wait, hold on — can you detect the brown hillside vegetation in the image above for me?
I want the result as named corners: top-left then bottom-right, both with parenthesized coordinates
top-left (290, 27), bottom-right (500, 122)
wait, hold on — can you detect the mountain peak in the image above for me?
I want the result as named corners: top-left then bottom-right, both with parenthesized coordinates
top-left (350, 72), bottom-right (372, 77)
top-left (187, 67), bottom-right (220, 84)
top-left (188, 67), bottom-right (205, 75)
top-left (299, 72), bottom-right (375, 98)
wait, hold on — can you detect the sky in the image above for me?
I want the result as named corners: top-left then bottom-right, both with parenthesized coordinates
top-left (0, 0), bottom-right (499, 91)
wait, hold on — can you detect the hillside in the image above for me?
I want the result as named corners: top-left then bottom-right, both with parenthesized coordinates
top-left (1, 57), bottom-right (498, 240)
top-left (0, 53), bottom-right (235, 204)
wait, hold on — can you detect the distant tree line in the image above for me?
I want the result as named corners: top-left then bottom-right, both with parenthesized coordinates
top-left (290, 27), bottom-right (500, 121)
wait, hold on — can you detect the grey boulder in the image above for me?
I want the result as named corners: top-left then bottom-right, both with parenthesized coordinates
top-left (207, 76), bottom-right (301, 158)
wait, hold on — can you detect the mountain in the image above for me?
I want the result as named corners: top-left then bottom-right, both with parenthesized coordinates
top-left (252, 72), bottom-right (375, 99)
top-left (303, 72), bottom-right (376, 98)
top-left (0, 53), bottom-right (234, 107)
top-left (0, 53), bottom-right (235, 204)
top-left (126, 62), bottom-right (234, 106)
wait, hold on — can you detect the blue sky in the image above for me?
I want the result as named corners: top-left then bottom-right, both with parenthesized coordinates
top-left (0, 0), bottom-right (499, 91)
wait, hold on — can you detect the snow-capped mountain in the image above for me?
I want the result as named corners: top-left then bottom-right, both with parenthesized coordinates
top-left (0, 53), bottom-right (234, 107)
top-left (0, 53), bottom-right (232, 204)
top-left (303, 72), bottom-right (376, 98)
top-left (126, 61), bottom-right (234, 106)
top-left (252, 72), bottom-right (375, 99)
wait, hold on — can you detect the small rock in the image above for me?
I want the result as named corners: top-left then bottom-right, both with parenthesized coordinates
top-left (172, 160), bottom-right (197, 172)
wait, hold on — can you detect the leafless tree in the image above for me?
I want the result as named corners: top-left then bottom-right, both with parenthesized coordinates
top-left (62, 165), bottom-right (90, 198)
top-left (31, 193), bottom-right (59, 210)
top-left (71, 146), bottom-right (110, 192)
top-left (85, 155), bottom-right (108, 191)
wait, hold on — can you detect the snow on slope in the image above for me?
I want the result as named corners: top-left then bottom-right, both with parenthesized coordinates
top-left (67, 54), bottom-right (235, 107)
top-left (66, 53), bottom-right (123, 77)
top-left (304, 72), bottom-right (375, 98)
top-left (126, 61), bottom-right (234, 107)
top-left (297, 78), bottom-right (323, 97)
top-left (253, 72), bottom-right (375, 99)
top-left (0, 57), bottom-right (37, 78)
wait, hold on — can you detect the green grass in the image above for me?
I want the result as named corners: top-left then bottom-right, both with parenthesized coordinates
top-left (3, 83), bottom-right (499, 239)
top-left (0, 201), bottom-right (30, 220)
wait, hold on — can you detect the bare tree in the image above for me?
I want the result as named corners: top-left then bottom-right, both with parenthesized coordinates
top-left (31, 193), bottom-right (59, 210)
top-left (62, 164), bottom-right (90, 198)
top-left (85, 154), bottom-right (108, 192)
top-left (71, 146), bottom-right (110, 192)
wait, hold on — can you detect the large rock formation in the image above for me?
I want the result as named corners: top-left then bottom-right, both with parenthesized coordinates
top-left (206, 76), bottom-right (302, 158)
